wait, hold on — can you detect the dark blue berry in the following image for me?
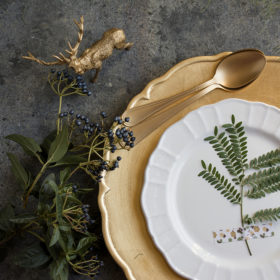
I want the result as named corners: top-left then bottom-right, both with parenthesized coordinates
top-left (51, 69), bottom-right (55, 73)
top-left (125, 117), bottom-right (130, 122)
top-left (82, 89), bottom-right (88, 94)
top-left (63, 112), bottom-right (68, 117)
top-left (76, 120), bottom-right (82, 126)
top-left (130, 143), bottom-right (135, 148)
top-left (72, 185), bottom-right (78, 193)
top-left (117, 156), bottom-right (122, 161)
top-left (85, 118), bottom-right (89, 124)
top-left (131, 136), bottom-right (136, 142)
top-left (76, 114), bottom-right (81, 119)
top-left (114, 116), bottom-right (121, 122)
top-left (101, 111), bottom-right (107, 118)
top-left (59, 113), bottom-right (64, 118)
top-left (81, 115), bottom-right (86, 120)
top-left (87, 91), bottom-right (92, 96)
top-left (129, 131), bottom-right (133, 136)
top-left (118, 119), bottom-right (123, 124)
top-left (69, 109), bottom-right (74, 115)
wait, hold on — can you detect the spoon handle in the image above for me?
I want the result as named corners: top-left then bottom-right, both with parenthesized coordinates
top-left (132, 84), bottom-right (220, 145)
top-left (123, 79), bottom-right (215, 127)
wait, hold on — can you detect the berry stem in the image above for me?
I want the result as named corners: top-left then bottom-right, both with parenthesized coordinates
top-left (57, 95), bottom-right (63, 134)
top-left (240, 183), bottom-right (252, 256)
top-left (24, 162), bottom-right (49, 207)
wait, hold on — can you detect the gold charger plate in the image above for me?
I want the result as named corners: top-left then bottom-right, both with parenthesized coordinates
top-left (99, 52), bottom-right (280, 280)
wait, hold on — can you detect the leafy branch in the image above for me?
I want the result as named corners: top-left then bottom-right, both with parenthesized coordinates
top-left (204, 128), bottom-right (240, 177)
top-left (247, 148), bottom-right (280, 169)
top-left (198, 160), bottom-right (241, 204)
top-left (222, 115), bottom-right (248, 175)
top-left (243, 207), bottom-right (280, 224)
top-left (197, 114), bottom-right (280, 256)
top-left (244, 166), bottom-right (280, 199)
top-left (1, 70), bottom-right (135, 280)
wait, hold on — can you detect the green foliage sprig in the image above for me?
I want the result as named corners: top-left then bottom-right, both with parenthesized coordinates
top-left (0, 70), bottom-right (135, 280)
top-left (198, 161), bottom-right (241, 204)
top-left (243, 207), bottom-right (280, 224)
top-left (198, 114), bottom-right (280, 256)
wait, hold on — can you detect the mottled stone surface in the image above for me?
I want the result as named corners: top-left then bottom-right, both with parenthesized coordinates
top-left (0, 0), bottom-right (280, 279)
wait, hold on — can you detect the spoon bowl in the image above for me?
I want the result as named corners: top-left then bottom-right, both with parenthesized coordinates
top-left (214, 49), bottom-right (266, 89)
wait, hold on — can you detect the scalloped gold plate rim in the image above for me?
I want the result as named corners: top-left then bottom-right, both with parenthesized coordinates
top-left (98, 52), bottom-right (280, 280)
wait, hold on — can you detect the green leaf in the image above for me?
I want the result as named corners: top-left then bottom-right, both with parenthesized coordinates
top-left (41, 173), bottom-right (57, 195)
top-left (50, 259), bottom-right (69, 280)
top-left (0, 204), bottom-right (15, 231)
top-left (48, 125), bottom-right (69, 163)
top-left (55, 258), bottom-right (67, 277)
top-left (59, 168), bottom-right (71, 184)
top-left (201, 160), bottom-right (206, 169)
top-left (204, 136), bottom-right (215, 141)
top-left (14, 242), bottom-right (50, 268)
top-left (10, 214), bottom-right (37, 224)
top-left (214, 126), bottom-right (218, 136)
top-left (231, 114), bottom-right (235, 124)
top-left (6, 134), bottom-right (42, 157)
top-left (56, 191), bottom-right (63, 224)
top-left (7, 153), bottom-right (30, 190)
top-left (198, 162), bottom-right (241, 204)
top-left (75, 236), bottom-right (97, 255)
top-left (59, 224), bottom-right (71, 232)
top-left (66, 232), bottom-right (75, 251)
top-left (58, 232), bottom-right (68, 253)
top-left (49, 225), bottom-right (60, 247)
top-left (41, 130), bottom-right (56, 154)
top-left (54, 154), bottom-right (87, 167)
top-left (37, 174), bottom-right (56, 214)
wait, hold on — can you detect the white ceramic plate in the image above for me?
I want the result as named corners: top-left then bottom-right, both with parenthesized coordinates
top-left (141, 98), bottom-right (280, 280)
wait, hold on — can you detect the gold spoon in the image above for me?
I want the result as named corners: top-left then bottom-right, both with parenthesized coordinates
top-left (129, 49), bottom-right (266, 144)
top-left (123, 49), bottom-right (266, 127)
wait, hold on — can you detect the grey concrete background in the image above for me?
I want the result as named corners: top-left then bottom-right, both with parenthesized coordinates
top-left (1, 0), bottom-right (280, 279)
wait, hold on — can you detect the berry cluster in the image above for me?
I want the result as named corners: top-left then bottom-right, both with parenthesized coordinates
top-left (106, 116), bottom-right (135, 152)
top-left (57, 108), bottom-right (135, 183)
top-left (49, 69), bottom-right (92, 97)
top-left (80, 204), bottom-right (96, 233)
